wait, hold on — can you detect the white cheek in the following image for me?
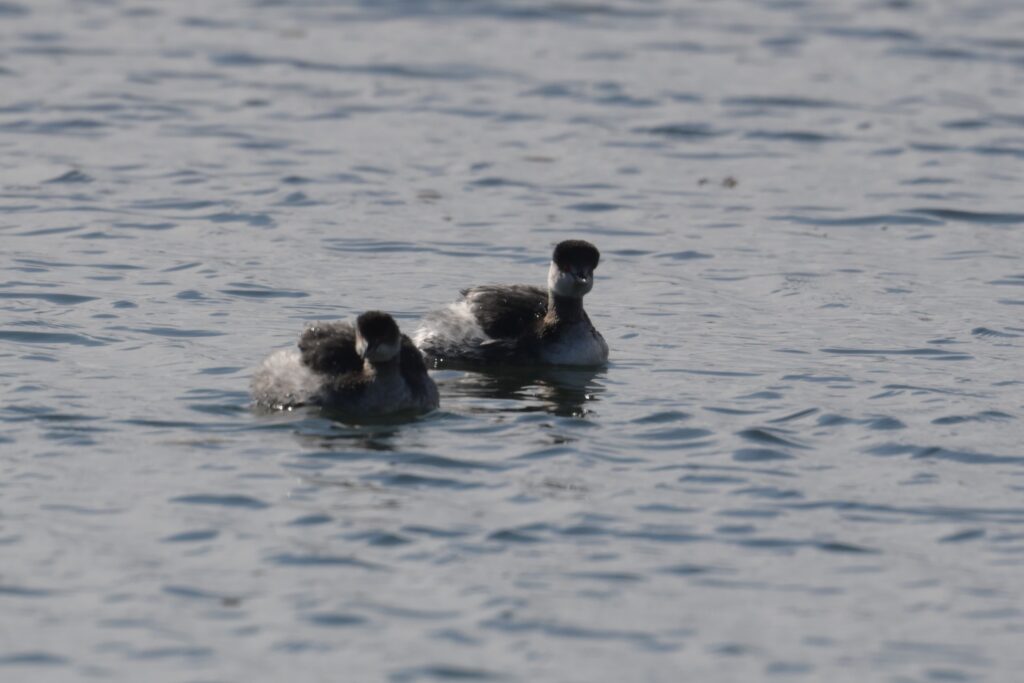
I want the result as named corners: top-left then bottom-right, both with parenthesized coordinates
top-left (355, 337), bottom-right (367, 357)
top-left (549, 265), bottom-right (577, 297)
top-left (547, 262), bottom-right (560, 292)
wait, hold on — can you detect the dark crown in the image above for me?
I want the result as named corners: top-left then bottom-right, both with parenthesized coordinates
top-left (356, 310), bottom-right (400, 341)
top-left (552, 239), bottom-right (600, 271)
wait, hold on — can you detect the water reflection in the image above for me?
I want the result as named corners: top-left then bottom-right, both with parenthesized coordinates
top-left (289, 414), bottom-right (405, 452)
top-left (6, 0), bottom-right (1023, 677)
top-left (446, 365), bottom-right (607, 418)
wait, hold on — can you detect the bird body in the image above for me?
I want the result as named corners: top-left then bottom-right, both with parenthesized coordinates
top-left (414, 240), bottom-right (608, 367)
top-left (252, 312), bottom-right (438, 416)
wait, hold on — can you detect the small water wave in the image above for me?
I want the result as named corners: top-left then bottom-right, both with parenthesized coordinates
top-left (267, 554), bottom-right (381, 570)
top-left (822, 26), bottom-right (919, 42)
top-left (0, 118), bottom-right (107, 136)
top-left (655, 250), bottom-right (713, 260)
top-left (220, 284), bottom-right (308, 298)
top-left (169, 494), bottom-right (270, 509)
top-left (565, 202), bottom-right (628, 212)
top-left (524, 81), bottom-right (657, 108)
top-left (989, 275), bottom-right (1024, 286)
top-left (211, 51), bottom-right (512, 81)
top-left (822, 347), bottom-right (972, 360)
top-left (971, 327), bottom-right (1020, 338)
top-left (161, 529), bottom-right (219, 543)
top-left (363, 472), bottom-right (485, 490)
top-left (737, 428), bottom-right (806, 449)
top-left (784, 500), bottom-right (1024, 523)
top-left (908, 208), bottom-right (1024, 224)
top-left (128, 198), bottom-right (224, 211)
top-left (635, 122), bottom-right (729, 139)
top-left (205, 211), bottom-right (275, 228)
top-left (306, 613), bottom-right (368, 628)
top-left (744, 130), bottom-right (844, 143)
top-left (767, 407), bottom-right (818, 422)
top-left (0, 585), bottom-right (52, 597)
top-left (44, 169), bottom-right (92, 184)
top-left (0, 652), bottom-right (69, 667)
top-left (106, 326), bottom-right (223, 338)
top-left (773, 213), bottom-right (943, 227)
top-left (932, 411), bottom-right (1012, 425)
top-left (480, 615), bottom-right (675, 651)
top-left (0, 329), bottom-right (109, 346)
top-left (732, 448), bottom-right (793, 462)
top-left (0, 292), bottom-right (97, 305)
top-left (390, 665), bottom-right (502, 682)
top-left (938, 529), bottom-right (986, 543)
top-left (2, 0), bottom-right (1022, 679)
top-left (112, 221), bottom-right (177, 231)
top-left (339, 0), bottom-right (662, 21)
top-left (866, 444), bottom-right (1024, 465)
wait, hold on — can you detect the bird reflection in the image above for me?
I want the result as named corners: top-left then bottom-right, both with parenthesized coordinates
top-left (443, 365), bottom-right (607, 418)
top-left (265, 365), bottom-right (607, 454)
top-left (289, 412), bottom-right (408, 452)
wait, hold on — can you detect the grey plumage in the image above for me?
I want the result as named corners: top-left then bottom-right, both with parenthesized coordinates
top-left (252, 313), bottom-right (439, 416)
top-left (413, 240), bottom-right (609, 367)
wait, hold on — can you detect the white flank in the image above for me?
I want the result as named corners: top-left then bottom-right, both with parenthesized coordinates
top-left (250, 349), bottom-right (321, 407)
top-left (413, 299), bottom-right (489, 350)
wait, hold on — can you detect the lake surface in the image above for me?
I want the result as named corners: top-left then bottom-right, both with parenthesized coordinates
top-left (2, 0), bottom-right (1024, 680)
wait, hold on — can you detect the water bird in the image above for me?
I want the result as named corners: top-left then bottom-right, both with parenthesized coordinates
top-left (251, 311), bottom-right (439, 415)
top-left (413, 239), bottom-right (609, 367)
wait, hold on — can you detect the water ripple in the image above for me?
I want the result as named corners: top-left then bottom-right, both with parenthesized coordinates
top-left (0, 329), bottom-right (109, 346)
top-left (866, 444), bottom-right (1024, 465)
top-left (3, 0), bottom-right (1023, 679)
top-left (169, 494), bottom-right (270, 509)
top-left (821, 347), bottom-right (972, 360)
top-left (211, 51), bottom-right (513, 81)
top-left (267, 554), bottom-right (382, 570)
top-left (0, 652), bottom-right (68, 666)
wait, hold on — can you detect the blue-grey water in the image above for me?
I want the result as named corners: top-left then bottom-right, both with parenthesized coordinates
top-left (2, 0), bottom-right (1024, 680)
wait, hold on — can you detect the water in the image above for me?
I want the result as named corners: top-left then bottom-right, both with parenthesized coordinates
top-left (2, 0), bottom-right (1024, 680)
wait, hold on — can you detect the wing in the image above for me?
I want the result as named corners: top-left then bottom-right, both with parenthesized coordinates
top-left (462, 285), bottom-right (547, 340)
top-left (297, 321), bottom-right (362, 375)
top-left (398, 334), bottom-right (436, 396)
top-left (398, 334), bottom-right (428, 377)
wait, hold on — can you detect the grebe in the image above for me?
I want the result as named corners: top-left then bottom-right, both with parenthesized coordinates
top-left (413, 240), bottom-right (608, 367)
top-left (252, 311), bottom-right (439, 415)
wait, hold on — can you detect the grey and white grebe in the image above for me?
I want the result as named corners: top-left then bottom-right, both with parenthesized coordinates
top-left (252, 311), bottom-right (439, 415)
top-left (413, 240), bottom-right (608, 367)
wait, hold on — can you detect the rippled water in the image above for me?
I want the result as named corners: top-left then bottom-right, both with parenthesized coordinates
top-left (3, 0), bottom-right (1024, 680)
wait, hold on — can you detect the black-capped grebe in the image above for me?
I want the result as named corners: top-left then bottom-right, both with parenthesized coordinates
top-left (251, 311), bottom-right (439, 415)
top-left (413, 240), bottom-right (609, 367)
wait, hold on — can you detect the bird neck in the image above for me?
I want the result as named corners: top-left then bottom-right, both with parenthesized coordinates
top-left (547, 292), bottom-right (585, 325)
top-left (366, 357), bottom-right (400, 378)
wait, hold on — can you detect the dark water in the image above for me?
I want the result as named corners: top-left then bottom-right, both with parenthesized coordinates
top-left (3, 0), bottom-right (1024, 680)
